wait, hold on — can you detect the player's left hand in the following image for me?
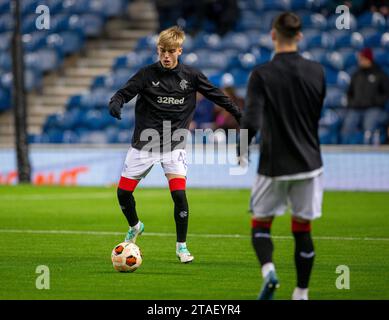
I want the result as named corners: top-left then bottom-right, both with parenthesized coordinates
top-left (109, 101), bottom-right (122, 120)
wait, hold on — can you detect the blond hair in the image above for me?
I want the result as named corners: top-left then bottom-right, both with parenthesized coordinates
top-left (157, 26), bottom-right (185, 49)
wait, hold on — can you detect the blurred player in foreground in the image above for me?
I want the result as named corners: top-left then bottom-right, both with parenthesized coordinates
top-left (240, 12), bottom-right (326, 299)
top-left (109, 26), bottom-right (241, 263)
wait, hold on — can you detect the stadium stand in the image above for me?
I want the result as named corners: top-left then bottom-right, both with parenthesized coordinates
top-left (1, 0), bottom-right (389, 145)
top-left (0, 0), bottom-right (157, 144)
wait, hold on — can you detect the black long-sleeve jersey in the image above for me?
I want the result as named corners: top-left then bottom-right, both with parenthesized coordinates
top-left (110, 61), bottom-right (241, 151)
top-left (241, 52), bottom-right (326, 177)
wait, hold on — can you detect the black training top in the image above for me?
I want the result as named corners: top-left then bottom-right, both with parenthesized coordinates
top-left (241, 51), bottom-right (326, 177)
top-left (110, 61), bottom-right (241, 151)
top-left (347, 64), bottom-right (389, 110)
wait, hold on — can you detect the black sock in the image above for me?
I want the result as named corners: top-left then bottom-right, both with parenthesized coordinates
top-left (252, 227), bottom-right (273, 266)
top-left (170, 190), bottom-right (189, 242)
top-left (117, 188), bottom-right (138, 227)
top-left (293, 231), bottom-right (315, 289)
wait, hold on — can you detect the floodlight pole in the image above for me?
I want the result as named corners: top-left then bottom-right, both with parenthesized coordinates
top-left (11, 0), bottom-right (31, 183)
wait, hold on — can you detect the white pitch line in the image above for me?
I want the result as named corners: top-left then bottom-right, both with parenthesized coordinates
top-left (0, 229), bottom-right (388, 242)
top-left (0, 193), bottom-right (114, 201)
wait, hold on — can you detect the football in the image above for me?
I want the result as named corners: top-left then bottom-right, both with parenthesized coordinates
top-left (111, 242), bottom-right (142, 272)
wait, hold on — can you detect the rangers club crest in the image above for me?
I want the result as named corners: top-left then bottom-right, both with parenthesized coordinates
top-left (179, 79), bottom-right (189, 91)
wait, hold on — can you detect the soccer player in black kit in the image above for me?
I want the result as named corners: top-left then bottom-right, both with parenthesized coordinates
top-left (240, 13), bottom-right (326, 299)
top-left (109, 26), bottom-right (241, 263)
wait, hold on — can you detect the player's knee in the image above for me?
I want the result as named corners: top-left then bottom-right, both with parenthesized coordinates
top-left (168, 177), bottom-right (186, 192)
top-left (252, 217), bottom-right (273, 230)
top-left (118, 176), bottom-right (139, 192)
top-left (291, 217), bottom-right (311, 233)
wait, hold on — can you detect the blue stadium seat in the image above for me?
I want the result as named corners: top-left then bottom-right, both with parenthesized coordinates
top-left (323, 48), bottom-right (357, 70)
top-left (62, 0), bottom-right (91, 15)
top-left (257, 0), bottom-right (291, 11)
top-left (80, 109), bottom-right (111, 130)
top-left (183, 51), bottom-right (229, 70)
top-left (24, 48), bottom-right (61, 72)
top-left (373, 48), bottom-right (389, 66)
top-left (0, 52), bottom-right (11, 71)
top-left (228, 68), bottom-right (250, 87)
top-left (363, 31), bottom-right (385, 47)
top-left (307, 48), bottom-right (327, 65)
top-left (0, 32), bottom-right (12, 52)
top-left (228, 53), bottom-right (257, 70)
top-left (0, 14), bottom-right (13, 32)
top-left (43, 113), bottom-right (62, 131)
top-left (219, 32), bottom-right (250, 51)
top-left (260, 10), bottom-right (283, 31)
top-left (1, 69), bottom-right (42, 91)
top-left (28, 133), bottom-right (51, 144)
top-left (39, 0), bottom-right (64, 15)
top-left (325, 67), bottom-right (350, 89)
top-left (99, 69), bottom-right (137, 90)
top-left (256, 33), bottom-right (273, 50)
top-left (299, 30), bottom-right (334, 50)
top-left (357, 12), bottom-right (387, 29)
top-left (69, 14), bottom-right (104, 37)
top-left (25, 68), bottom-right (43, 90)
top-left (50, 14), bottom-right (72, 33)
top-left (235, 11), bottom-right (262, 31)
top-left (136, 35), bottom-right (158, 50)
top-left (333, 31), bottom-right (364, 49)
top-left (250, 46), bottom-right (272, 64)
top-left (302, 13), bottom-right (327, 30)
top-left (291, 0), bottom-right (310, 10)
top-left (116, 129), bottom-right (133, 143)
top-left (61, 130), bottom-right (80, 143)
top-left (79, 88), bottom-right (115, 110)
top-left (66, 94), bottom-right (82, 110)
top-left (0, 87), bottom-right (11, 111)
top-left (46, 128), bottom-right (65, 143)
top-left (338, 48), bottom-right (357, 69)
top-left (182, 34), bottom-right (194, 51)
top-left (319, 108), bottom-right (344, 144)
top-left (192, 33), bottom-right (222, 51)
top-left (323, 86), bottom-right (347, 109)
top-left (105, 126), bottom-right (120, 143)
top-left (46, 31), bottom-right (84, 55)
top-left (22, 14), bottom-right (41, 34)
top-left (0, 0), bottom-right (11, 14)
top-left (112, 51), bottom-right (150, 70)
top-left (22, 32), bottom-right (49, 52)
top-left (100, 0), bottom-right (127, 18)
top-left (21, 0), bottom-right (39, 16)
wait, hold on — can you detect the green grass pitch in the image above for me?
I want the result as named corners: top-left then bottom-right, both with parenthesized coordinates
top-left (0, 185), bottom-right (388, 300)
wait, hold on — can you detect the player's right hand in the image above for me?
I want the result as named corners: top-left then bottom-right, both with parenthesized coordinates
top-left (109, 101), bottom-right (122, 120)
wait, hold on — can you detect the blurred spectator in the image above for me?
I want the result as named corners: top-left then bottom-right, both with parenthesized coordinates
top-left (181, 0), bottom-right (239, 36)
top-left (190, 92), bottom-right (215, 130)
top-left (155, 0), bottom-right (182, 32)
top-left (215, 86), bottom-right (244, 130)
top-left (208, 0), bottom-right (240, 36)
top-left (181, 1), bottom-right (207, 36)
top-left (368, 0), bottom-right (389, 16)
top-left (341, 48), bottom-right (389, 144)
